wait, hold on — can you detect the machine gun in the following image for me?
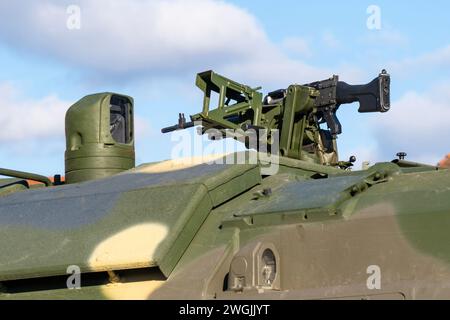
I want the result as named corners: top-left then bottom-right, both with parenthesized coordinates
top-left (162, 70), bottom-right (390, 166)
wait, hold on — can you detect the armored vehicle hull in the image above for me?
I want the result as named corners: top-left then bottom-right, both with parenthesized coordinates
top-left (0, 153), bottom-right (449, 299)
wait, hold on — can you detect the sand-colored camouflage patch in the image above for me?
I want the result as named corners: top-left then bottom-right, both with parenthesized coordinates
top-left (135, 154), bottom-right (231, 174)
top-left (102, 280), bottom-right (165, 300)
top-left (89, 223), bottom-right (168, 269)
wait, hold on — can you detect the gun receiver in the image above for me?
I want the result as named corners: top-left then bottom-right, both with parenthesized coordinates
top-left (161, 69), bottom-right (391, 166)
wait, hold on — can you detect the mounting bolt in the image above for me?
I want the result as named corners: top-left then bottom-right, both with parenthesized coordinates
top-left (253, 188), bottom-right (272, 200)
top-left (396, 152), bottom-right (407, 160)
top-left (262, 188), bottom-right (272, 197)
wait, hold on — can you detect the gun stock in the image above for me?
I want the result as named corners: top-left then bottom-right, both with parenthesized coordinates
top-left (305, 69), bottom-right (390, 136)
top-left (336, 69), bottom-right (390, 113)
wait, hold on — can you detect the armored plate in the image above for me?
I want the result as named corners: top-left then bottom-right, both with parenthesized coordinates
top-left (0, 162), bottom-right (261, 281)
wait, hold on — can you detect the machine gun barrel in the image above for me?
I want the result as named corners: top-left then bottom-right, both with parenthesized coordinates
top-left (161, 113), bottom-right (195, 133)
top-left (161, 122), bottom-right (195, 133)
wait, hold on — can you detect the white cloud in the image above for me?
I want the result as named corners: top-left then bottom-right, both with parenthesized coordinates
top-left (0, 0), bottom-right (343, 86)
top-left (134, 116), bottom-right (152, 137)
top-left (389, 44), bottom-right (450, 75)
top-left (361, 25), bottom-right (409, 47)
top-left (224, 51), bottom-right (330, 88)
top-left (0, 83), bottom-right (69, 142)
top-left (0, 83), bottom-right (151, 144)
top-left (322, 31), bottom-right (340, 49)
top-left (0, 0), bottom-right (267, 75)
top-left (0, 0), bottom-right (267, 73)
top-left (372, 84), bottom-right (450, 164)
top-left (281, 37), bottom-right (311, 57)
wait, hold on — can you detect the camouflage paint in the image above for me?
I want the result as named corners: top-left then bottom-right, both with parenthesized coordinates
top-left (1, 153), bottom-right (448, 299)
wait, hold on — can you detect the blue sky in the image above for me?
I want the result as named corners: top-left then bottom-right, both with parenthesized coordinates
top-left (0, 0), bottom-right (449, 176)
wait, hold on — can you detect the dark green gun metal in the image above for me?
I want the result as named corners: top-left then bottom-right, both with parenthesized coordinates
top-left (162, 70), bottom-right (390, 166)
